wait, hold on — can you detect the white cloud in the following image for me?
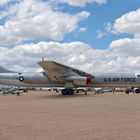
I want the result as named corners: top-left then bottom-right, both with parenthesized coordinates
top-left (98, 8), bottom-right (140, 72)
top-left (109, 38), bottom-right (140, 57)
top-left (0, 0), bottom-right (9, 6)
top-left (96, 30), bottom-right (106, 39)
top-left (79, 27), bottom-right (87, 32)
top-left (1, 39), bottom-right (140, 73)
top-left (105, 22), bottom-right (112, 32)
top-left (96, 22), bottom-right (112, 39)
top-left (112, 9), bottom-right (140, 37)
top-left (109, 8), bottom-right (140, 65)
top-left (1, 2), bottom-right (140, 74)
top-left (0, 0), bottom-right (90, 46)
top-left (0, 41), bottom-right (103, 72)
top-left (50, 0), bottom-right (107, 7)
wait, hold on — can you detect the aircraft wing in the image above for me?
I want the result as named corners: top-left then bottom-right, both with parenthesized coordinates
top-left (38, 60), bottom-right (93, 82)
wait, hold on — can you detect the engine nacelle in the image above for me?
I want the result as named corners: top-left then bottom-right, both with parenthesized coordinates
top-left (66, 76), bottom-right (92, 86)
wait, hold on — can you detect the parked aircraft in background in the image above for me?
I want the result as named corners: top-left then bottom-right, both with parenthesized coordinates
top-left (0, 60), bottom-right (140, 95)
top-left (2, 87), bottom-right (28, 95)
top-left (94, 88), bottom-right (113, 94)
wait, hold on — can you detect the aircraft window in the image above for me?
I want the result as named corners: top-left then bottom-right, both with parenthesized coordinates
top-left (137, 74), bottom-right (140, 77)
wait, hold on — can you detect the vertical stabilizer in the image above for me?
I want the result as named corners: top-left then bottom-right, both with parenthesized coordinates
top-left (0, 66), bottom-right (16, 73)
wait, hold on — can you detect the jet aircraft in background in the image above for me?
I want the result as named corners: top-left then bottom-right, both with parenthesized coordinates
top-left (0, 60), bottom-right (140, 95)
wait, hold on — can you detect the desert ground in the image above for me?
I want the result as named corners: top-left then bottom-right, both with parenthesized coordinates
top-left (0, 91), bottom-right (140, 140)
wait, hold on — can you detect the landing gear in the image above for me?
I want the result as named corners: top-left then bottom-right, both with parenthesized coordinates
top-left (125, 88), bottom-right (140, 94)
top-left (125, 90), bottom-right (130, 94)
top-left (61, 88), bottom-right (74, 95)
top-left (135, 88), bottom-right (140, 94)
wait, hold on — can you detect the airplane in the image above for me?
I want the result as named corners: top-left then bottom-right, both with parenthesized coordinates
top-left (0, 60), bottom-right (140, 95)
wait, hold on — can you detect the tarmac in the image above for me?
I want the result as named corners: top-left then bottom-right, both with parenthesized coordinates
top-left (0, 91), bottom-right (140, 140)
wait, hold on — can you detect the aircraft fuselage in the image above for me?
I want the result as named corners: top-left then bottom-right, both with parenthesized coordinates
top-left (0, 72), bottom-right (140, 88)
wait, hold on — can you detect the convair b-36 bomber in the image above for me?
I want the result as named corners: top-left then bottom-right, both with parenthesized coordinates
top-left (0, 60), bottom-right (140, 95)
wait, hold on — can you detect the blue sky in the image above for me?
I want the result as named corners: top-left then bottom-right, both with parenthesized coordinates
top-left (0, 0), bottom-right (140, 73)
top-left (0, 0), bottom-right (139, 49)
top-left (60, 0), bottom-right (140, 49)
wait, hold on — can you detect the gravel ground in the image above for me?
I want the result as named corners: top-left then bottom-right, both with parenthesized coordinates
top-left (0, 91), bottom-right (140, 140)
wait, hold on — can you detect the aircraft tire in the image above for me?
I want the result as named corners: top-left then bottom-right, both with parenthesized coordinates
top-left (125, 90), bottom-right (129, 94)
top-left (135, 89), bottom-right (140, 94)
top-left (68, 89), bottom-right (74, 95)
top-left (61, 88), bottom-right (74, 95)
top-left (62, 89), bottom-right (68, 95)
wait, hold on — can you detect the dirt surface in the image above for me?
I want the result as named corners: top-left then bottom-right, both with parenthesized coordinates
top-left (0, 91), bottom-right (140, 140)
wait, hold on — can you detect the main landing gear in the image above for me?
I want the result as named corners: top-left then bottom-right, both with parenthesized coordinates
top-left (61, 88), bottom-right (74, 95)
top-left (135, 88), bottom-right (140, 93)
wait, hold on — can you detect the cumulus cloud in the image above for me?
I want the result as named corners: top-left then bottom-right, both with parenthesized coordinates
top-left (107, 8), bottom-right (140, 72)
top-left (0, 0), bottom-right (90, 46)
top-left (0, 0), bottom-right (10, 6)
top-left (50, 0), bottom-right (107, 7)
top-left (0, 41), bottom-right (96, 72)
top-left (112, 9), bottom-right (140, 37)
top-left (1, 40), bottom-right (140, 73)
top-left (1, 2), bottom-right (140, 74)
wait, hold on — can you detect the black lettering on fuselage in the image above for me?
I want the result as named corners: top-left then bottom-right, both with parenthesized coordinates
top-left (104, 77), bottom-right (136, 83)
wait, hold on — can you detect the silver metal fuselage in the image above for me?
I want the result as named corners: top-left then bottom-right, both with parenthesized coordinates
top-left (0, 72), bottom-right (140, 88)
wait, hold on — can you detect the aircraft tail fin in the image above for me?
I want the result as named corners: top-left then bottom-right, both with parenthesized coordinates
top-left (0, 66), bottom-right (16, 73)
